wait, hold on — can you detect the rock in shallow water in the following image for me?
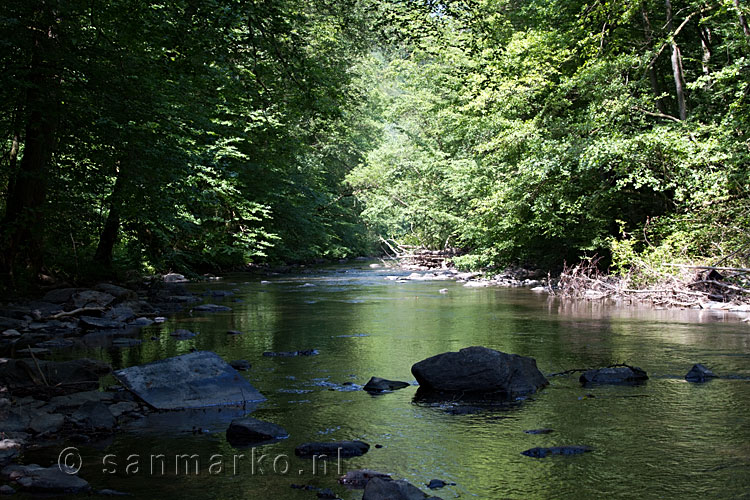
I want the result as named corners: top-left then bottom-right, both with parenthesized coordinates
top-left (685, 363), bottom-right (718, 383)
top-left (362, 477), bottom-right (440, 500)
top-left (521, 446), bottom-right (593, 458)
top-left (338, 469), bottom-right (391, 489)
top-left (2, 464), bottom-right (90, 493)
top-left (579, 366), bottom-right (648, 386)
top-left (295, 441), bottom-right (369, 458)
top-left (363, 377), bottom-right (410, 393)
top-left (411, 346), bottom-right (548, 397)
top-left (226, 417), bottom-right (288, 446)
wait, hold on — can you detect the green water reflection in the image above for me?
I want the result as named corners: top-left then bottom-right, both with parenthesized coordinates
top-left (31, 265), bottom-right (750, 499)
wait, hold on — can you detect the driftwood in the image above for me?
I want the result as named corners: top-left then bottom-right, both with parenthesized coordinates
top-left (555, 257), bottom-right (750, 309)
top-left (48, 306), bottom-right (104, 319)
top-left (378, 236), bottom-right (460, 269)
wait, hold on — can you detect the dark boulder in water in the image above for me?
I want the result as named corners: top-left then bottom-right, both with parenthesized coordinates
top-left (295, 440), bottom-right (369, 458)
top-left (411, 346), bottom-right (548, 398)
top-left (226, 417), bottom-right (288, 446)
top-left (685, 363), bottom-right (718, 383)
top-left (363, 377), bottom-right (410, 393)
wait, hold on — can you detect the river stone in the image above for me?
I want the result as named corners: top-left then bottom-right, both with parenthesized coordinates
top-left (363, 377), bottom-right (410, 393)
top-left (193, 304), bottom-right (231, 312)
top-left (685, 363), bottom-right (718, 383)
top-left (113, 351), bottom-right (265, 410)
top-left (169, 329), bottom-right (197, 339)
top-left (70, 401), bottom-right (116, 431)
top-left (580, 366), bottom-right (648, 386)
top-left (0, 484), bottom-right (14, 494)
top-left (295, 441), bottom-right (370, 458)
top-left (42, 288), bottom-right (83, 304)
top-left (426, 479), bottom-right (454, 489)
top-left (94, 283), bottom-right (137, 301)
top-left (411, 346), bottom-right (549, 397)
top-left (521, 446), bottom-right (593, 458)
top-left (230, 359), bottom-right (251, 371)
top-left (79, 316), bottom-right (126, 330)
top-left (226, 417), bottom-right (288, 445)
top-left (362, 477), bottom-right (438, 500)
top-left (106, 306), bottom-right (136, 323)
top-left (72, 290), bottom-right (115, 309)
top-left (338, 469), bottom-right (391, 489)
top-left (28, 413), bottom-right (64, 435)
top-left (112, 338), bottom-right (142, 347)
top-left (3, 464), bottom-right (90, 493)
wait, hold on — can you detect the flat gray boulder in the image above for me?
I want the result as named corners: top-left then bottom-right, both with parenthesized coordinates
top-left (113, 351), bottom-right (265, 410)
top-left (226, 417), bottom-right (288, 445)
top-left (411, 346), bottom-right (548, 397)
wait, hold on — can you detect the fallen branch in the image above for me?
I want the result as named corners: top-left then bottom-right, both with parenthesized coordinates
top-left (664, 264), bottom-right (750, 273)
top-left (48, 306), bottom-right (104, 319)
top-left (689, 280), bottom-right (750, 294)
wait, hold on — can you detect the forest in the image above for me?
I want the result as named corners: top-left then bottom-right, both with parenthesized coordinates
top-left (1, 0), bottom-right (749, 289)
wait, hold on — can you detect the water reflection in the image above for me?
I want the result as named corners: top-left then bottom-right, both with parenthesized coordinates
top-left (30, 265), bottom-right (750, 499)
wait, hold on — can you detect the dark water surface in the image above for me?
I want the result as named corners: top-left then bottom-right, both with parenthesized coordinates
top-left (28, 264), bottom-right (750, 498)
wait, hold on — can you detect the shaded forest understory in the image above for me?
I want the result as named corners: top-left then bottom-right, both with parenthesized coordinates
top-left (1, 0), bottom-right (749, 292)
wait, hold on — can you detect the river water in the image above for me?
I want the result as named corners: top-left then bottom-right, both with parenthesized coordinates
top-left (30, 264), bottom-right (750, 499)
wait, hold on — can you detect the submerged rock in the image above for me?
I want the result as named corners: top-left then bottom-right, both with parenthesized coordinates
top-left (521, 446), bottom-right (593, 458)
top-left (226, 417), bottom-right (288, 446)
top-left (426, 479), bottom-right (454, 489)
top-left (230, 359), bottom-right (251, 371)
top-left (339, 469), bottom-right (391, 489)
top-left (411, 346), bottom-right (548, 397)
top-left (193, 304), bottom-right (231, 312)
top-left (685, 363), bottom-right (718, 383)
top-left (523, 428), bottom-right (554, 435)
top-left (263, 349), bottom-right (319, 357)
top-left (580, 366), bottom-right (648, 386)
top-left (169, 329), bottom-right (197, 340)
top-left (363, 377), bottom-right (410, 393)
top-left (70, 401), bottom-right (116, 432)
top-left (362, 477), bottom-right (438, 500)
top-left (295, 441), bottom-right (370, 458)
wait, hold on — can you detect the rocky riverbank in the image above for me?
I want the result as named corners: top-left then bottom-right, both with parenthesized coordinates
top-left (383, 259), bottom-right (750, 318)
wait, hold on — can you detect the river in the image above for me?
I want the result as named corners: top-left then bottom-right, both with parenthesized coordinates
top-left (27, 263), bottom-right (750, 499)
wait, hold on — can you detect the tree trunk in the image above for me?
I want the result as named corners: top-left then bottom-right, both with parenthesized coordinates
top-left (642, 6), bottom-right (666, 113)
top-left (93, 164), bottom-right (125, 267)
top-left (699, 25), bottom-right (711, 77)
top-left (666, 0), bottom-right (688, 120)
top-left (735, 0), bottom-right (750, 37)
top-left (1, 16), bottom-right (59, 279)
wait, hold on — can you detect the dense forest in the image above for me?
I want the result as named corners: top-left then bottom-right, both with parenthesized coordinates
top-left (1, 0), bottom-right (749, 288)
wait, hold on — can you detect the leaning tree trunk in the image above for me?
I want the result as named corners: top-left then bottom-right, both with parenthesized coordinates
top-left (1, 16), bottom-right (59, 280)
top-left (93, 163), bottom-right (126, 267)
top-left (665, 0), bottom-right (688, 120)
top-left (642, 6), bottom-right (667, 113)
